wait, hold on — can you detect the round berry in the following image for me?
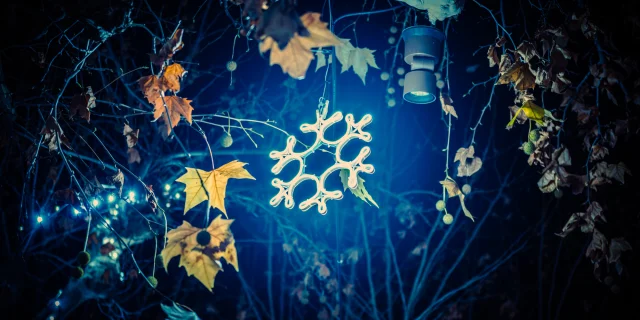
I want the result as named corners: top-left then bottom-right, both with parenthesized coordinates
top-left (522, 141), bottom-right (535, 155)
top-left (196, 230), bottom-right (211, 246)
top-left (553, 188), bottom-right (563, 199)
top-left (71, 266), bottom-right (84, 279)
top-left (398, 78), bottom-right (404, 87)
top-left (389, 26), bottom-right (398, 34)
top-left (528, 129), bottom-right (540, 142)
top-left (380, 72), bottom-right (390, 81)
top-left (435, 200), bottom-right (446, 212)
top-left (396, 67), bottom-right (405, 76)
top-left (611, 284), bottom-right (620, 294)
top-left (442, 213), bottom-right (454, 225)
top-left (76, 251), bottom-right (91, 267)
top-left (226, 60), bottom-right (237, 72)
top-left (388, 36), bottom-right (396, 45)
top-left (220, 133), bottom-right (233, 148)
top-left (387, 98), bottom-right (396, 108)
top-left (387, 87), bottom-right (395, 94)
top-left (436, 79), bottom-right (445, 89)
top-left (462, 184), bottom-right (472, 195)
top-left (148, 276), bottom-right (158, 288)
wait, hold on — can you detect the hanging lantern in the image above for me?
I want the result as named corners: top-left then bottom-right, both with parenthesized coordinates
top-left (400, 26), bottom-right (445, 104)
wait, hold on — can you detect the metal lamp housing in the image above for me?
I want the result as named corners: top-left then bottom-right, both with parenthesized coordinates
top-left (401, 26), bottom-right (445, 104)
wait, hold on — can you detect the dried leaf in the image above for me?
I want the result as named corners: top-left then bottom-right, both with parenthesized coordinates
top-left (315, 51), bottom-right (327, 72)
top-left (127, 148), bottom-right (141, 164)
top-left (123, 124), bottom-right (139, 148)
top-left (439, 178), bottom-right (474, 222)
top-left (440, 93), bottom-right (458, 118)
top-left (497, 61), bottom-right (536, 91)
top-left (516, 41), bottom-right (538, 63)
top-left (259, 13), bottom-right (341, 79)
top-left (69, 86), bottom-right (96, 122)
top-left (454, 146), bottom-right (482, 177)
top-left (161, 216), bottom-right (237, 291)
top-left (151, 29), bottom-right (184, 66)
top-left (335, 38), bottom-right (379, 84)
top-left (537, 170), bottom-right (557, 193)
top-left (138, 75), bottom-right (166, 104)
top-left (340, 169), bottom-right (378, 208)
top-left (162, 63), bottom-right (187, 92)
top-left (591, 162), bottom-right (632, 185)
top-left (40, 116), bottom-right (71, 152)
top-left (152, 96), bottom-right (194, 139)
top-left (487, 45), bottom-right (499, 67)
top-left (111, 169), bottom-right (125, 197)
top-left (161, 302), bottom-right (200, 320)
top-left (609, 238), bottom-right (631, 263)
top-left (175, 160), bottom-right (256, 217)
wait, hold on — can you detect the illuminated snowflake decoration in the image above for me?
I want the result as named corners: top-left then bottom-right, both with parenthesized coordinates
top-left (269, 110), bottom-right (375, 214)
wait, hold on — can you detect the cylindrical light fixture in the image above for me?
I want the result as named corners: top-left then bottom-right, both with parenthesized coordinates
top-left (401, 26), bottom-right (445, 104)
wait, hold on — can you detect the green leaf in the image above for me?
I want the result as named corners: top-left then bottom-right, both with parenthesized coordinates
top-left (339, 169), bottom-right (379, 208)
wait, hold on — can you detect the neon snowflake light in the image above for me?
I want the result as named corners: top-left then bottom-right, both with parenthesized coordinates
top-left (269, 109), bottom-right (375, 214)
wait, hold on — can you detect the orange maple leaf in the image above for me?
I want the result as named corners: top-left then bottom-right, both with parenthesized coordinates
top-left (138, 75), bottom-right (166, 104)
top-left (259, 12), bottom-right (341, 79)
top-left (153, 96), bottom-right (194, 139)
top-left (162, 63), bottom-right (187, 92)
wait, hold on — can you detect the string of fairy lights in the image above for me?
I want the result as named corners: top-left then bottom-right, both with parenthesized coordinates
top-left (30, 182), bottom-right (185, 320)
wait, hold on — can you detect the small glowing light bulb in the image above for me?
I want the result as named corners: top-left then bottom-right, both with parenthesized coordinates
top-left (54, 206), bottom-right (60, 212)
top-left (73, 208), bottom-right (81, 215)
top-left (107, 194), bottom-right (116, 203)
top-left (396, 67), bottom-right (405, 75)
top-left (115, 204), bottom-right (119, 209)
top-left (110, 251), bottom-right (119, 259)
top-left (49, 316), bottom-right (55, 320)
top-left (111, 209), bottom-right (118, 216)
top-left (37, 216), bottom-right (43, 223)
top-left (128, 191), bottom-right (136, 201)
top-left (105, 219), bottom-right (111, 225)
top-left (164, 184), bottom-right (171, 191)
top-left (54, 300), bottom-right (60, 307)
top-left (174, 193), bottom-right (181, 199)
top-left (166, 203), bottom-right (171, 208)
top-left (380, 72), bottom-right (389, 81)
top-left (91, 198), bottom-right (100, 207)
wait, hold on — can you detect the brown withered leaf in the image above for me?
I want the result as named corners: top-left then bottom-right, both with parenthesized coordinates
top-left (557, 167), bottom-right (587, 195)
top-left (150, 29), bottom-right (184, 66)
top-left (69, 86), bottom-right (96, 122)
top-left (498, 54), bottom-right (513, 74)
top-left (123, 124), bottom-right (139, 148)
top-left (609, 238), bottom-right (632, 264)
top-left (440, 93), bottom-right (458, 118)
top-left (497, 61), bottom-right (536, 91)
top-left (439, 178), bottom-right (474, 221)
top-left (537, 170), bottom-right (558, 193)
top-left (557, 212), bottom-right (592, 237)
top-left (40, 116), bottom-right (71, 152)
top-left (256, 0), bottom-right (309, 49)
top-left (162, 63), bottom-right (187, 92)
top-left (591, 162), bottom-right (631, 185)
top-left (586, 229), bottom-right (608, 279)
top-left (516, 41), bottom-right (538, 63)
top-left (111, 169), bottom-right (125, 197)
top-left (487, 45), bottom-right (499, 67)
top-left (454, 146), bottom-right (482, 177)
top-left (153, 96), bottom-right (194, 139)
top-left (590, 144), bottom-right (608, 162)
top-left (127, 148), bottom-right (141, 164)
top-left (138, 75), bottom-right (166, 104)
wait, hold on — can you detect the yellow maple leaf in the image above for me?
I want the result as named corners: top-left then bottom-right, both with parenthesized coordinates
top-left (160, 215), bottom-right (239, 291)
top-left (259, 12), bottom-right (341, 79)
top-left (439, 178), bottom-right (474, 222)
top-left (339, 169), bottom-right (378, 208)
top-left (153, 96), bottom-right (194, 139)
top-left (507, 100), bottom-right (546, 128)
top-left (175, 160), bottom-right (255, 217)
top-left (162, 63), bottom-right (187, 93)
